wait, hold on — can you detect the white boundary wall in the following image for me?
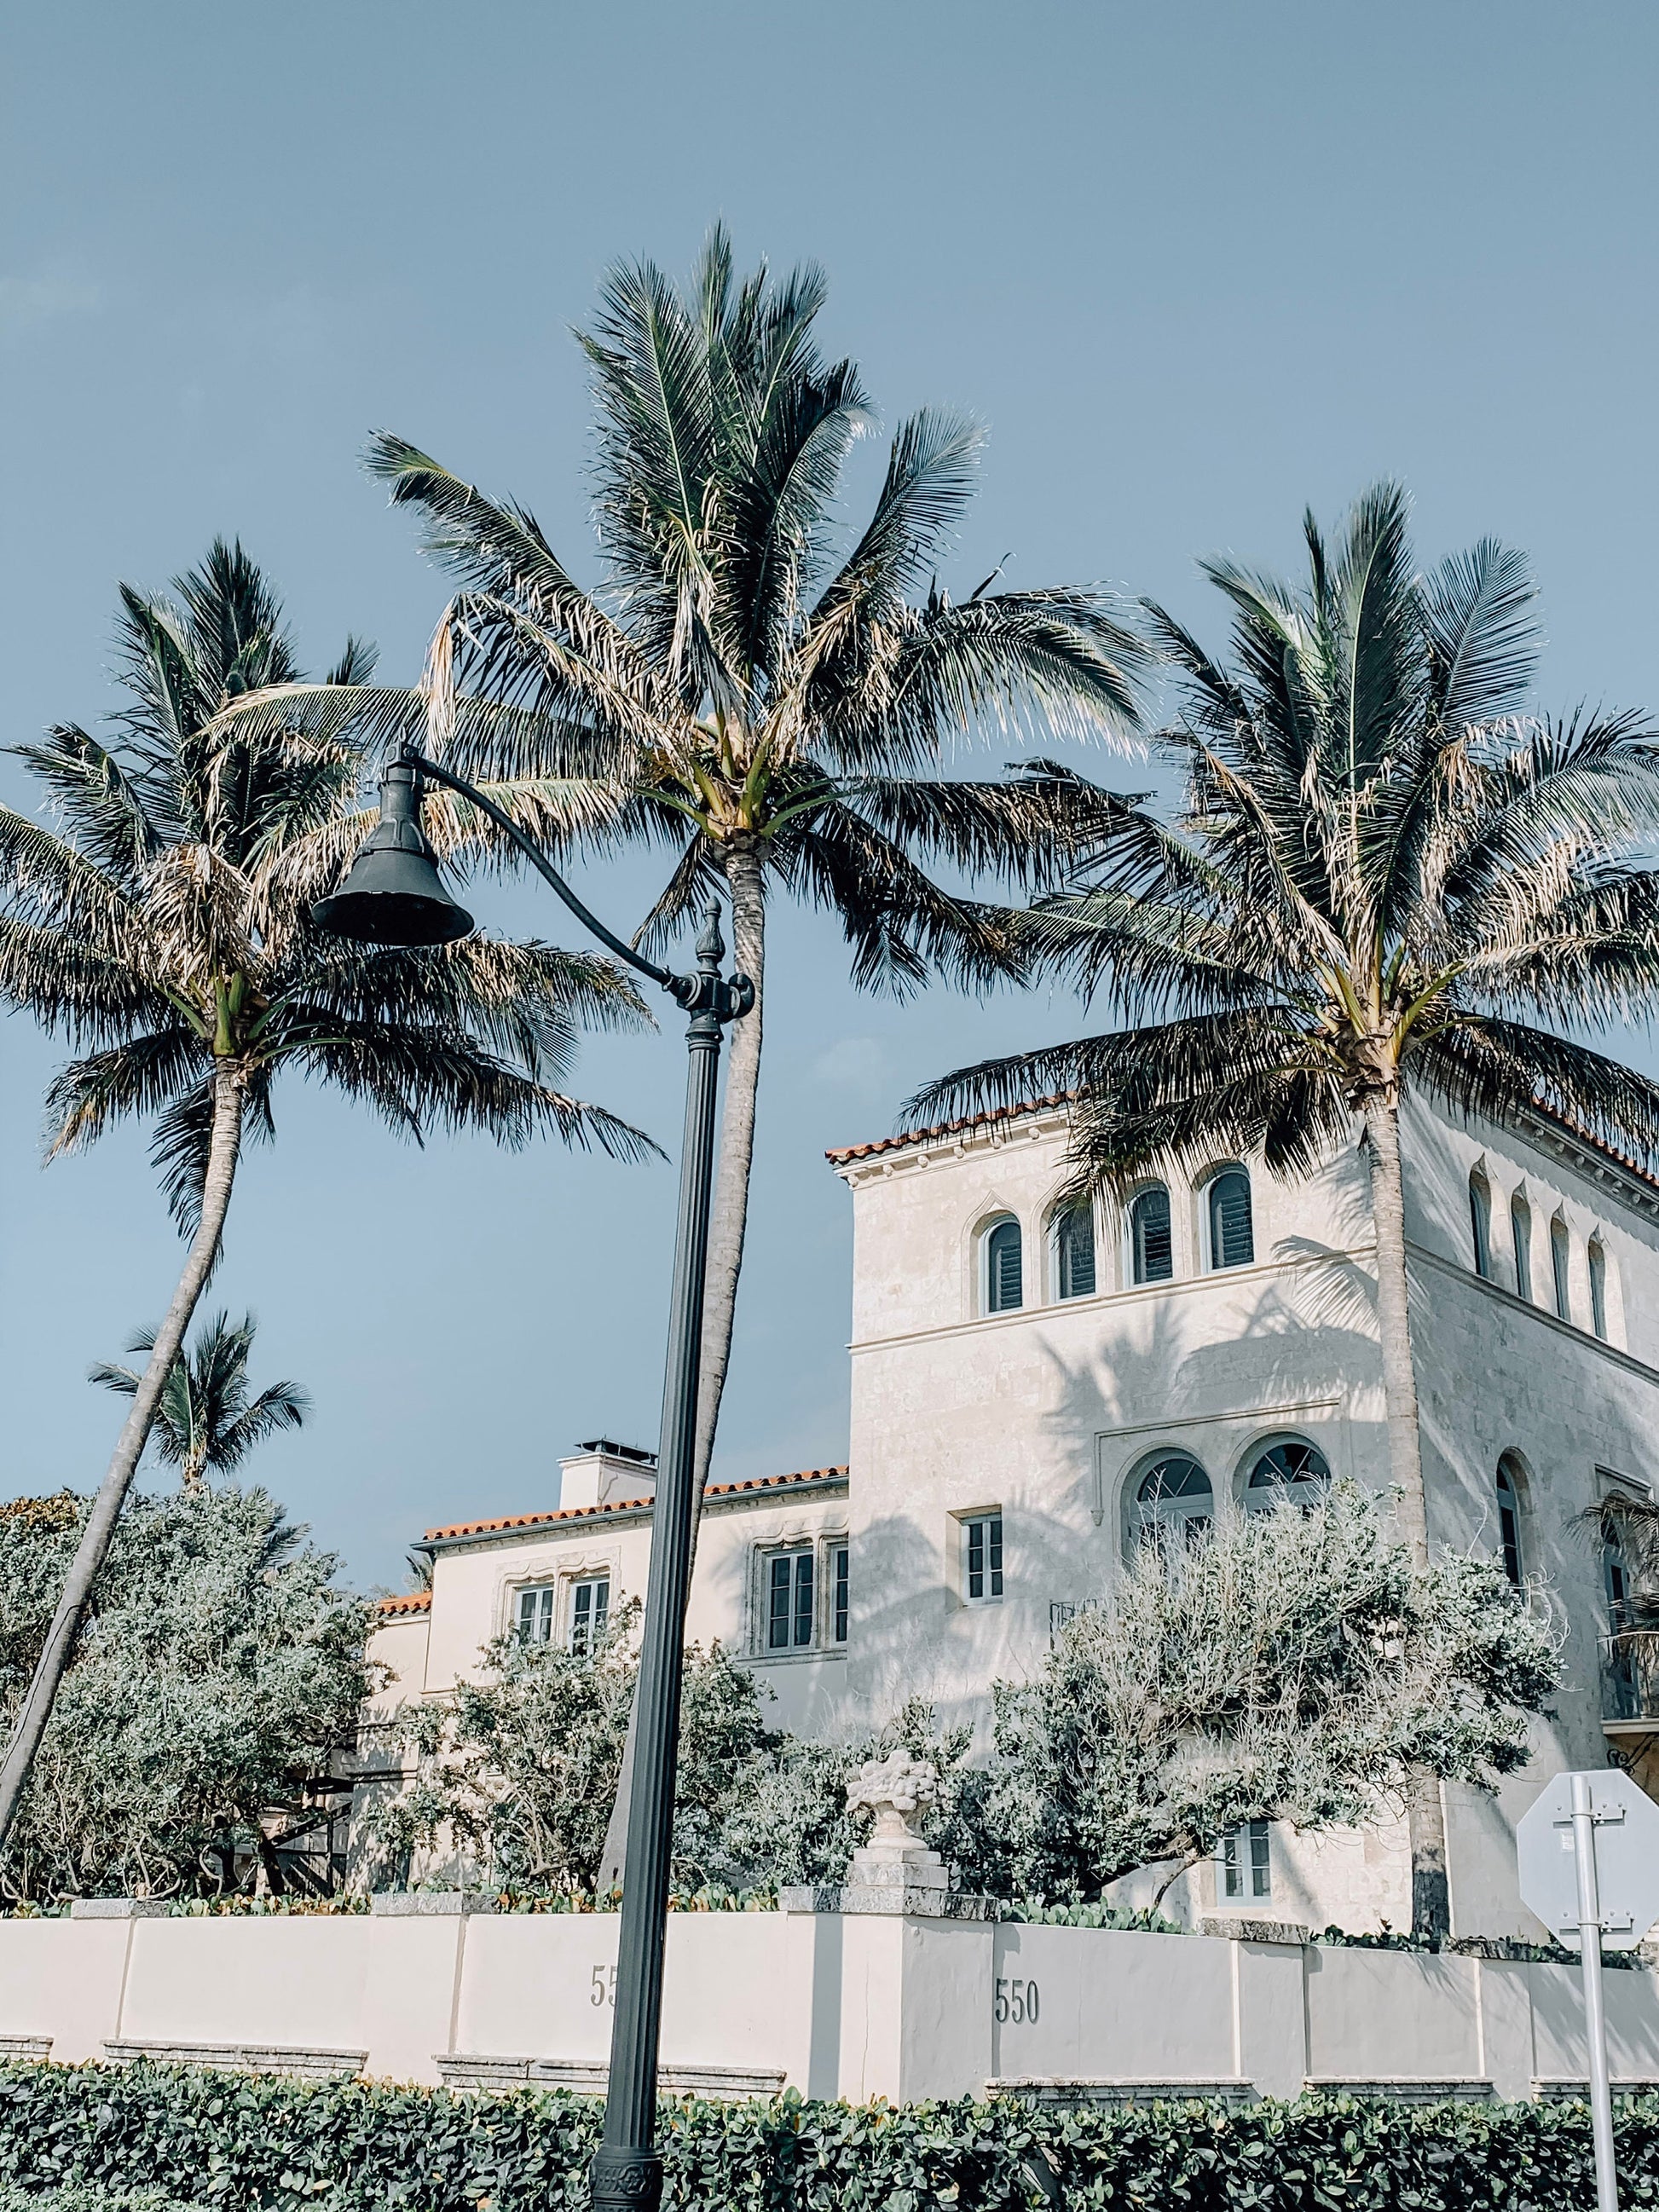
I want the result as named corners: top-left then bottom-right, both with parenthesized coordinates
top-left (3, 1907), bottom-right (1658, 2104)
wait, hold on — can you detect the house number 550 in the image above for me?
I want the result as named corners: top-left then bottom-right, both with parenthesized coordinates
top-left (994, 1978), bottom-right (1039, 2024)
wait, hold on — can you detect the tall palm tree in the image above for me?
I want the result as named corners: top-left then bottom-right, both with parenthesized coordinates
top-left (92, 1311), bottom-right (309, 1487)
top-left (226, 226), bottom-right (1147, 1528)
top-left (0, 539), bottom-right (651, 1851)
top-left (908, 484), bottom-right (1659, 1936)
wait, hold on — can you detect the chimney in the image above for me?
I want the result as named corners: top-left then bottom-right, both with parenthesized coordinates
top-left (558, 1438), bottom-right (657, 1512)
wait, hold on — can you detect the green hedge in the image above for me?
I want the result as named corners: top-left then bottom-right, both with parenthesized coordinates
top-left (2, 2062), bottom-right (1659, 2211)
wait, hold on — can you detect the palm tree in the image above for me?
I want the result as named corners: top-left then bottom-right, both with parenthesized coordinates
top-left (92, 1311), bottom-right (309, 1487)
top-left (0, 539), bottom-right (651, 1852)
top-left (908, 483), bottom-right (1659, 1936)
top-left (225, 227), bottom-right (1147, 1525)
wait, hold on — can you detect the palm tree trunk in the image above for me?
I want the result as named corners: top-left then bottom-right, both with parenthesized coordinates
top-left (691, 837), bottom-right (766, 1520)
top-left (1362, 1088), bottom-right (1449, 1941)
top-left (595, 843), bottom-right (766, 1893)
top-left (0, 1064), bottom-right (244, 1854)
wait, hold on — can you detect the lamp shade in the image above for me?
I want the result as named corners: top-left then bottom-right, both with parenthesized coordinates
top-left (311, 760), bottom-right (474, 945)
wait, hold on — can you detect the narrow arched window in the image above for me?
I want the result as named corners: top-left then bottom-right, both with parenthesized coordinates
top-left (1551, 1216), bottom-right (1571, 1321)
top-left (1511, 1193), bottom-right (1532, 1302)
top-left (1055, 1204), bottom-right (1096, 1300)
top-left (1130, 1185), bottom-right (1173, 1285)
top-left (985, 1217), bottom-right (1022, 1314)
top-left (1589, 1239), bottom-right (1609, 1341)
top-left (1206, 1169), bottom-right (1254, 1269)
top-left (1245, 1438), bottom-right (1332, 1510)
top-left (1135, 1453), bottom-right (1212, 1551)
top-left (1495, 1456), bottom-right (1524, 1586)
top-left (1469, 1170), bottom-right (1493, 1280)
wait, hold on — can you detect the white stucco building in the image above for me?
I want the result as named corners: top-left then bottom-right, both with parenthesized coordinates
top-left (363, 1076), bottom-right (1659, 1936)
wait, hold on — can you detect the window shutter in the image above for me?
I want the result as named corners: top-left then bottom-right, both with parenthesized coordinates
top-left (1133, 1188), bottom-right (1173, 1283)
top-left (1209, 1172), bottom-right (1254, 1268)
top-left (987, 1220), bottom-right (1022, 1312)
top-left (1059, 1207), bottom-right (1096, 1298)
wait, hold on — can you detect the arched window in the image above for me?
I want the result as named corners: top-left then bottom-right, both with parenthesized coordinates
top-left (1245, 1438), bottom-right (1332, 1510)
top-left (1469, 1170), bottom-right (1493, 1279)
top-left (1055, 1204), bottom-right (1097, 1300)
top-left (1589, 1238), bottom-right (1609, 1341)
top-left (1495, 1455), bottom-right (1525, 1586)
top-left (1206, 1169), bottom-right (1255, 1270)
top-left (1130, 1185), bottom-right (1174, 1285)
top-left (985, 1217), bottom-right (1022, 1314)
top-left (1511, 1193), bottom-right (1532, 1302)
top-left (1134, 1453), bottom-right (1212, 1550)
top-left (1551, 1215), bottom-right (1571, 1321)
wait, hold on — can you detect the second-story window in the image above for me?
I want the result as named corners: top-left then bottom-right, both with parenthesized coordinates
top-left (1055, 1204), bottom-right (1096, 1298)
top-left (1130, 1185), bottom-right (1173, 1285)
top-left (1470, 1170), bottom-right (1494, 1280)
top-left (1590, 1237), bottom-right (1609, 1340)
top-left (1551, 1214), bottom-right (1571, 1320)
top-left (985, 1217), bottom-right (1023, 1313)
top-left (767, 1549), bottom-right (815, 1650)
top-left (516, 1584), bottom-right (556, 1643)
top-left (569, 1575), bottom-right (610, 1655)
top-left (1511, 1192), bottom-right (1533, 1301)
top-left (832, 1542), bottom-right (849, 1643)
top-left (962, 1511), bottom-right (1004, 1604)
top-left (1206, 1169), bottom-right (1254, 1269)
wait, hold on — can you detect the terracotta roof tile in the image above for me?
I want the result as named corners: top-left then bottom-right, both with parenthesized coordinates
top-left (827, 1093), bottom-right (1072, 1166)
top-left (377, 1590), bottom-right (432, 1617)
top-left (421, 1465), bottom-right (849, 1545)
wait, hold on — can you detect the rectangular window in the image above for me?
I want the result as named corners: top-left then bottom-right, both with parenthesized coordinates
top-left (1218, 1820), bottom-right (1271, 1901)
top-left (767, 1550), bottom-right (815, 1650)
top-left (963, 1512), bottom-right (1004, 1604)
top-left (569, 1576), bottom-right (610, 1655)
top-left (832, 1544), bottom-right (849, 1644)
top-left (515, 1584), bottom-right (556, 1643)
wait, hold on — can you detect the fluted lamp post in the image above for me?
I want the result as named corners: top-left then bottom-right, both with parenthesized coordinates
top-left (314, 753), bottom-right (752, 2212)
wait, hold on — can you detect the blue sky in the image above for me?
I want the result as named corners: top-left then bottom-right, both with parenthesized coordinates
top-left (3, 1), bottom-right (1657, 1586)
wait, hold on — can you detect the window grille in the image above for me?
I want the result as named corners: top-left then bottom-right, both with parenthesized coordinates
top-left (1551, 1216), bottom-right (1571, 1320)
top-left (1218, 1820), bottom-right (1271, 1901)
top-left (986, 1219), bottom-right (1023, 1312)
top-left (832, 1544), bottom-right (849, 1644)
top-left (1495, 1458), bottom-right (1523, 1586)
top-left (569, 1576), bottom-right (610, 1655)
top-left (1206, 1170), bottom-right (1254, 1269)
top-left (1130, 1186), bottom-right (1173, 1285)
top-left (1049, 1601), bottom-right (1077, 1642)
top-left (515, 1584), bottom-right (556, 1643)
top-left (1245, 1438), bottom-right (1331, 1510)
top-left (1135, 1453), bottom-right (1212, 1548)
top-left (767, 1550), bottom-right (815, 1650)
top-left (1055, 1204), bottom-right (1096, 1298)
top-left (963, 1513), bottom-right (1003, 1603)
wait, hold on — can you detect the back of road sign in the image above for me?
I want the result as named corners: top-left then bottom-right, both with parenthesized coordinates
top-left (1516, 1769), bottom-right (1659, 1949)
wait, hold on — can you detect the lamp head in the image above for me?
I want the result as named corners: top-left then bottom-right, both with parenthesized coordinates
top-left (312, 759), bottom-right (474, 946)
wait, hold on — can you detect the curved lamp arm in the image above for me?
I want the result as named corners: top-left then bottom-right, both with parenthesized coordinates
top-left (396, 750), bottom-right (696, 1000)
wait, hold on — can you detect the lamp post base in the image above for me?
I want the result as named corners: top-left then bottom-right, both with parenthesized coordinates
top-left (590, 2145), bottom-right (663, 2212)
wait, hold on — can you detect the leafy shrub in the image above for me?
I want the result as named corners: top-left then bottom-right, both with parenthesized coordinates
top-left (1, 2062), bottom-right (1658, 2212)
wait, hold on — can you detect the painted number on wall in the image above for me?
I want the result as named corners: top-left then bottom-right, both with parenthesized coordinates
top-left (993, 1978), bottom-right (1039, 2024)
top-left (591, 1965), bottom-right (617, 2007)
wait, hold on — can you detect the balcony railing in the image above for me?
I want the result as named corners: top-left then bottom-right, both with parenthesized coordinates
top-left (1601, 1628), bottom-right (1659, 1725)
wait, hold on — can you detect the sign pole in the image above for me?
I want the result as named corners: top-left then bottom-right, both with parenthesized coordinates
top-left (1572, 1772), bottom-right (1620, 2212)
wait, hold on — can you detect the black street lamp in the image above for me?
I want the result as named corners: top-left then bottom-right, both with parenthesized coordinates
top-left (315, 752), bottom-right (752, 2212)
